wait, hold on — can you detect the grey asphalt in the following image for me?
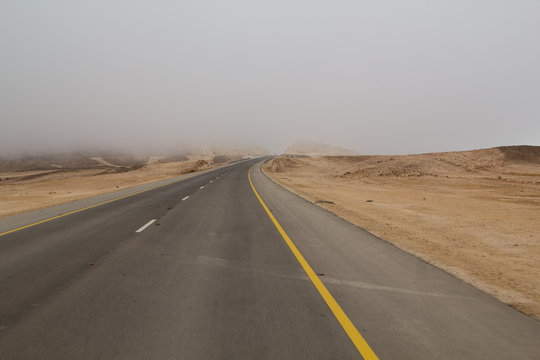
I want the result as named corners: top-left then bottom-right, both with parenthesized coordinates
top-left (0, 158), bottom-right (538, 359)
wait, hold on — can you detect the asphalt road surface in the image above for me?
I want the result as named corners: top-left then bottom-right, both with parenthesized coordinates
top-left (0, 158), bottom-right (539, 359)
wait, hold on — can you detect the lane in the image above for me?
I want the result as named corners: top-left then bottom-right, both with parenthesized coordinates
top-left (0, 164), bottom-right (233, 331)
top-left (0, 163), bottom-right (233, 235)
top-left (251, 162), bottom-right (540, 359)
top-left (0, 158), bottom-right (360, 359)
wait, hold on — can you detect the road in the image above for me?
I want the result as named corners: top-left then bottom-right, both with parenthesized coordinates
top-left (0, 158), bottom-right (539, 359)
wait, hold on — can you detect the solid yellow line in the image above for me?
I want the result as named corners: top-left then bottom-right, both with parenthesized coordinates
top-left (0, 177), bottom-right (189, 237)
top-left (248, 165), bottom-right (379, 360)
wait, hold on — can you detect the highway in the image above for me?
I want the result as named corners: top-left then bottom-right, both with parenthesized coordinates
top-left (0, 158), bottom-right (539, 359)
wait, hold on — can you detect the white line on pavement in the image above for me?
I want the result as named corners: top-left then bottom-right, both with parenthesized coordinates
top-left (182, 196), bottom-right (189, 201)
top-left (200, 186), bottom-right (204, 189)
top-left (135, 219), bottom-right (156, 233)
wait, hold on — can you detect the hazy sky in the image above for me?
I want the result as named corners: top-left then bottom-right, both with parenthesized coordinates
top-left (1, 0), bottom-right (539, 155)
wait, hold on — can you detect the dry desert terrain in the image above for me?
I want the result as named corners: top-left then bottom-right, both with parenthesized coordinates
top-left (263, 146), bottom-right (540, 319)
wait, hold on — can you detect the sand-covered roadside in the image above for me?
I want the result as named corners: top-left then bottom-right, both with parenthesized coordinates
top-left (0, 157), bottom-right (220, 218)
top-left (263, 146), bottom-right (540, 319)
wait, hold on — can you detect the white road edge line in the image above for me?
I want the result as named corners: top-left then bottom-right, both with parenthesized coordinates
top-left (182, 196), bottom-right (189, 201)
top-left (135, 219), bottom-right (157, 233)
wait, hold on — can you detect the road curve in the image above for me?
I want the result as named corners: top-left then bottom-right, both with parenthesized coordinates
top-left (0, 158), bottom-right (538, 359)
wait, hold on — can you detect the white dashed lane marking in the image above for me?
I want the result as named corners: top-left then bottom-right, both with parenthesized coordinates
top-left (135, 219), bottom-right (156, 233)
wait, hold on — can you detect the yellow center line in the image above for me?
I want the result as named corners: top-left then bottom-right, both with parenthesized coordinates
top-left (249, 165), bottom-right (379, 360)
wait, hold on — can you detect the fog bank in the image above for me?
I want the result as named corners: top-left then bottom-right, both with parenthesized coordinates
top-left (1, 1), bottom-right (539, 156)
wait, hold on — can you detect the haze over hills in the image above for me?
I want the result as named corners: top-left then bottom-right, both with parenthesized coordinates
top-left (284, 140), bottom-right (359, 156)
top-left (0, 144), bottom-right (268, 173)
top-left (182, 144), bottom-right (268, 157)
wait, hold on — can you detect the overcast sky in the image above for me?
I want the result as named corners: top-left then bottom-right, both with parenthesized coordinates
top-left (1, 0), bottom-right (539, 155)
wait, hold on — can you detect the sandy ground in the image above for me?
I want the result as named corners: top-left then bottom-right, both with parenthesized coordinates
top-left (263, 147), bottom-right (540, 319)
top-left (0, 158), bottom-right (216, 218)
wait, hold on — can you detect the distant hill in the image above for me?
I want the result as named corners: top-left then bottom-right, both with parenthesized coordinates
top-left (0, 153), bottom-right (109, 172)
top-left (284, 141), bottom-right (359, 156)
top-left (270, 145), bottom-right (540, 177)
top-left (0, 152), bottom-right (149, 172)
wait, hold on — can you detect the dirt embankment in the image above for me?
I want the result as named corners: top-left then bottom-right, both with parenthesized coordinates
top-left (263, 146), bottom-right (540, 319)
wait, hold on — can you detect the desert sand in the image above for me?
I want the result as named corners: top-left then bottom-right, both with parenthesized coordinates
top-left (0, 156), bottom-right (226, 218)
top-left (263, 146), bottom-right (540, 319)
